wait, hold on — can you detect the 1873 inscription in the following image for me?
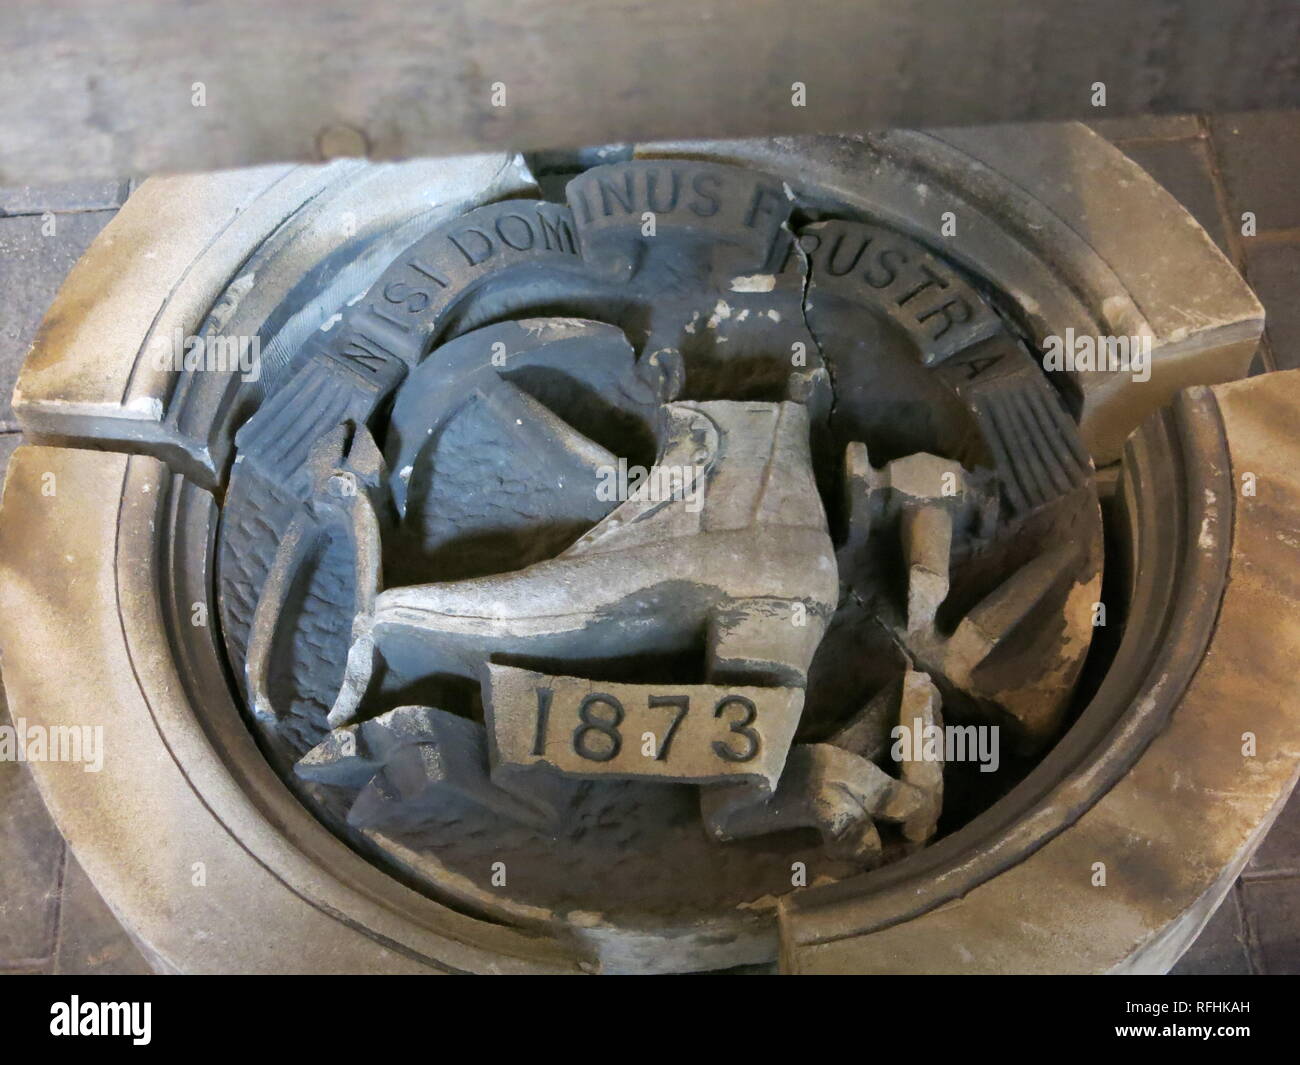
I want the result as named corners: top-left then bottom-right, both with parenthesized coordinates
top-left (484, 664), bottom-right (803, 790)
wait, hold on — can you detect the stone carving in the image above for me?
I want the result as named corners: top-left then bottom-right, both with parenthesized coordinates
top-left (703, 670), bottom-right (944, 865)
top-left (214, 156), bottom-right (1103, 960)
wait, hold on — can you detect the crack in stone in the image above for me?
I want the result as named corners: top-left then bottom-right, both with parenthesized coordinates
top-left (787, 218), bottom-right (837, 426)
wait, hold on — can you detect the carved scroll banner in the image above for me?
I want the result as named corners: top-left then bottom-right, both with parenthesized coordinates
top-left (483, 664), bottom-right (802, 791)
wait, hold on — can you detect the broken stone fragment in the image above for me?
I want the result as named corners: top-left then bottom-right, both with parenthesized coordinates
top-left (296, 704), bottom-right (448, 788)
top-left (895, 670), bottom-right (944, 843)
top-left (843, 442), bottom-right (984, 633)
top-left (701, 671), bottom-right (943, 865)
top-left (842, 438), bottom-right (1099, 748)
top-left (244, 423), bottom-right (388, 729)
top-left (296, 705), bottom-right (573, 831)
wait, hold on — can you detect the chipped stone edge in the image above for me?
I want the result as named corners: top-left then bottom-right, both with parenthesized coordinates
top-left (11, 153), bottom-right (536, 479)
top-left (779, 370), bottom-right (1300, 974)
top-left (639, 127), bottom-right (1263, 465)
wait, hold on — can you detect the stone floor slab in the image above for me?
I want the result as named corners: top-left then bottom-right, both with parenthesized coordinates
top-left (1, 179), bottom-right (130, 216)
top-left (1240, 878), bottom-right (1300, 975)
top-left (0, 211), bottom-right (115, 432)
top-left (1170, 886), bottom-right (1255, 975)
top-left (1248, 784), bottom-right (1300, 877)
top-left (54, 855), bottom-right (151, 975)
top-left (0, 696), bottom-right (65, 964)
top-left (1209, 111), bottom-right (1300, 233)
top-left (1244, 240), bottom-right (1300, 372)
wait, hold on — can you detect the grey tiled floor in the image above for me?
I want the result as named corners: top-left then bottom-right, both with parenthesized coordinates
top-left (2, 116), bottom-right (1300, 974)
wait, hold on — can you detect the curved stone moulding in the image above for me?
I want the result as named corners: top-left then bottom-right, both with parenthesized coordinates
top-left (0, 132), bottom-right (1292, 975)
top-left (12, 126), bottom-right (1263, 475)
top-left (11, 153), bottom-right (537, 488)
top-left (5, 373), bottom-right (1300, 974)
top-left (780, 373), bottom-right (1300, 973)
top-left (640, 127), bottom-right (1264, 465)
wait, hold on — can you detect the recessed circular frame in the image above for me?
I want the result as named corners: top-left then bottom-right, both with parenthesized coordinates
top-left (3, 128), bottom-right (1298, 975)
